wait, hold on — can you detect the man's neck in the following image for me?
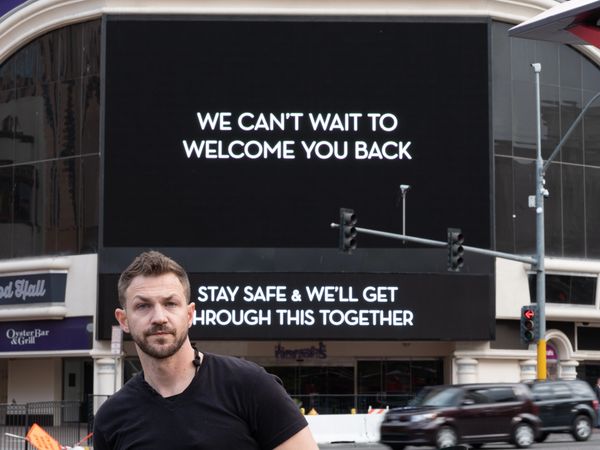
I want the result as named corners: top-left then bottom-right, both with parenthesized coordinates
top-left (139, 341), bottom-right (201, 397)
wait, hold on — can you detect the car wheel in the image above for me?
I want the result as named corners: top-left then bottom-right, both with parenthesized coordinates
top-left (572, 414), bottom-right (592, 441)
top-left (387, 445), bottom-right (406, 450)
top-left (435, 426), bottom-right (458, 449)
top-left (535, 431), bottom-right (549, 443)
top-left (471, 444), bottom-right (484, 449)
top-left (512, 422), bottom-right (534, 448)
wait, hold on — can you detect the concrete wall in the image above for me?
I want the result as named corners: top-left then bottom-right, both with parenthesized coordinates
top-left (7, 358), bottom-right (60, 403)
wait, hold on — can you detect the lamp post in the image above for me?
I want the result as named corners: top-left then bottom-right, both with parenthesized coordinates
top-left (532, 63), bottom-right (547, 380)
top-left (399, 184), bottom-right (411, 242)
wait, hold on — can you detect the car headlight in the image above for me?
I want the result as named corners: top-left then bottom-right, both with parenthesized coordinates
top-left (411, 412), bottom-right (438, 422)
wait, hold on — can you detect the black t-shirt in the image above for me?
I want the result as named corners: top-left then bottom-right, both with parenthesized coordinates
top-left (93, 352), bottom-right (308, 449)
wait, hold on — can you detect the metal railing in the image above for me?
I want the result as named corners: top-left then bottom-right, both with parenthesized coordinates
top-left (0, 401), bottom-right (90, 449)
top-left (291, 393), bottom-right (415, 415)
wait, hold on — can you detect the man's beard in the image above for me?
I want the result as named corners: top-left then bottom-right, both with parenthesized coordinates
top-left (133, 325), bottom-right (187, 359)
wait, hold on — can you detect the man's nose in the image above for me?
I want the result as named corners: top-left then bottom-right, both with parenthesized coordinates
top-left (150, 305), bottom-right (168, 323)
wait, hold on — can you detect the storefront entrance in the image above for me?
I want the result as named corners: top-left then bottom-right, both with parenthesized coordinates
top-left (266, 359), bottom-right (443, 414)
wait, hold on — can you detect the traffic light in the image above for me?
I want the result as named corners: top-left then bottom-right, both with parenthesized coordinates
top-left (447, 228), bottom-right (464, 271)
top-left (339, 208), bottom-right (357, 253)
top-left (520, 304), bottom-right (539, 344)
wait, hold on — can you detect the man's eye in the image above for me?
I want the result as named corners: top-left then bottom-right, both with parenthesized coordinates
top-left (135, 303), bottom-right (149, 310)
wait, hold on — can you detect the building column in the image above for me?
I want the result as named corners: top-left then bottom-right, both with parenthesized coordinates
top-left (519, 359), bottom-right (537, 382)
top-left (559, 360), bottom-right (579, 380)
top-left (93, 357), bottom-right (117, 414)
top-left (456, 358), bottom-right (478, 384)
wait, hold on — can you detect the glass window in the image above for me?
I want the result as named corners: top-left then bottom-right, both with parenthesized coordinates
top-left (583, 90), bottom-right (600, 167)
top-left (511, 38), bottom-right (536, 82)
top-left (492, 22), bottom-right (512, 157)
top-left (586, 167), bottom-right (600, 258)
top-left (465, 388), bottom-right (492, 404)
top-left (80, 155), bottom-right (98, 252)
top-left (511, 80), bottom-right (536, 159)
top-left (560, 86), bottom-right (583, 164)
top-left (578, 326), bottom-right (600, 351)
top-left (58, 24), bottom-right (83, 82)
top-left (551, 383), bottom-right (572, 399)
top-left (532, 383), bottom-right (553, 401)
top-left (485, 387), bottom-right (517, 403)
top-left (529, 273), bottom-right (596, 305)
top-left (535, 40), bottom-right (559, 86)
top-left (15, 41), bottom-right (38, 89)
top-left (417, 387), bottom-right (462, 407)
top-left (562, 164), bottom-right (585, 256)
top-left (513, 158), bottom-right (535, 253)
top-left (81, 76), bottom-right (99, 155)
top-left (544, 162), bottom-right (562, 254)
top-left (494, 21), bottom-right (600, 258)
top-left (13, 164), bottom-right (35, 257)
top-left (15, 85), bottom-right (42, 164)
top-left (0, 166), bottom-right (13, 257)
top-left (57, 79), bottom-right (82, 157)
top-left (265, 365), bottom-right (354, 414)
top-left (56, 158), bottom-right (79, 253)
top-left (0, 55), bottom-right (15, 91)
top-left (494, 148), bottom-right (516, 254)
top-left (0, 20), bottom-right (100, 258)
top-left (540, 84), bottom-right (560, 159)
top-left (560, 45), bottom-right (582, 90)
top-left (357, 359), bottom-right (443, 409)
top-left (83, 21), bottom-right (101, 77)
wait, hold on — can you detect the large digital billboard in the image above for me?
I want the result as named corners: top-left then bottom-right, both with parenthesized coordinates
top-left (99, 17), bottom-right (493, 341)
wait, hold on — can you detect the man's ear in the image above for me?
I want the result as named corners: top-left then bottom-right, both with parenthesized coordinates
top-left (187, 302), bottom-right (195, 328)
top-left (115, 308), bottom-right (130, 333)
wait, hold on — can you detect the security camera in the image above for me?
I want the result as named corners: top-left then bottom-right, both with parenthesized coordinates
top-left (399, 184), bottom-right (411, 194)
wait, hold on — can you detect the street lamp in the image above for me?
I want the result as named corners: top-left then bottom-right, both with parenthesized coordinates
top-left (399, 184), bottom-right (411, 242)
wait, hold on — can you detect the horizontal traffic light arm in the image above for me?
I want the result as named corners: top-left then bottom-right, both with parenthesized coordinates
top-left (330, 223), bottom-right (537, 265)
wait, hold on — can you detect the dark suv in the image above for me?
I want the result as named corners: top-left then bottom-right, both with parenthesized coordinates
top-left (379, 383), bottom-right (541, 449)
top-left (528, 379), bottom-right (598, 442)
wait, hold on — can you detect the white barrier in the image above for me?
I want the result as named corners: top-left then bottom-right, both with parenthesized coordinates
top-left (305, 414), bottom-right (385, 444)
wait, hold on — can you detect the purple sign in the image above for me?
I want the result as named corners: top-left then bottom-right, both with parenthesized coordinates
top-left (0, 273), bottom-right (66, 305)
top-left (0, 317), bottom-right (93, 352)
top-left (0, 0), bottom-right (29, 20)
top-left (546, 343), bottom-right (558, 361)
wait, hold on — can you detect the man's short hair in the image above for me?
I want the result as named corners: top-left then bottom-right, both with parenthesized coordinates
top-left (117, 251), bottom-right (191, 307)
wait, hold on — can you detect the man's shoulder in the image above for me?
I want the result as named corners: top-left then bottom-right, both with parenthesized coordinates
top-left (95, 373), bottom-right (143, 420)
top-left (203, 352), bottom-right (273, 387)
top-left (205, 352), bottom-right (264, 373)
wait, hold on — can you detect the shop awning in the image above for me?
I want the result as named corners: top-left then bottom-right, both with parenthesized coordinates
top-left (509, 0), bottom-right (600, 47)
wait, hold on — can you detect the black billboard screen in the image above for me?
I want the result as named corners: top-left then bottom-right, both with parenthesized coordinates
top-left (98, 272), bottom-right (493, 341)
top-left (103, 18), bottom-right (490, 249)
top-left (99, 17), bottom-right (494, 341)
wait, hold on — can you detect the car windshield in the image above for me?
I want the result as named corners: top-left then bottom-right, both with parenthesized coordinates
top-left (410, 387), bottom-right (462, 407)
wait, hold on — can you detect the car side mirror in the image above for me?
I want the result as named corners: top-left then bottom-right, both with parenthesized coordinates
top-left (461, 398), bottom-right (475, 406)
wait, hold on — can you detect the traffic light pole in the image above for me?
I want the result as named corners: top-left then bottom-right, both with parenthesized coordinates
top-left (330, 223), bottom-right (536, 265)
top-left (532, 63), bottom-right (547, 380)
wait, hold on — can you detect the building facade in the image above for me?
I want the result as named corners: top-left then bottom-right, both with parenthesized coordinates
top-left (0, 0), bottom-right (599, 415)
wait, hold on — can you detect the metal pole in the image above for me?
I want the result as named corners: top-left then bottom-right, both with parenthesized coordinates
top-left (402, 194), bottom-right (406, 237)
top-left (330, 223), bottom-right (537, 265)
top-left (532, 63), bottom-right (547, 380)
